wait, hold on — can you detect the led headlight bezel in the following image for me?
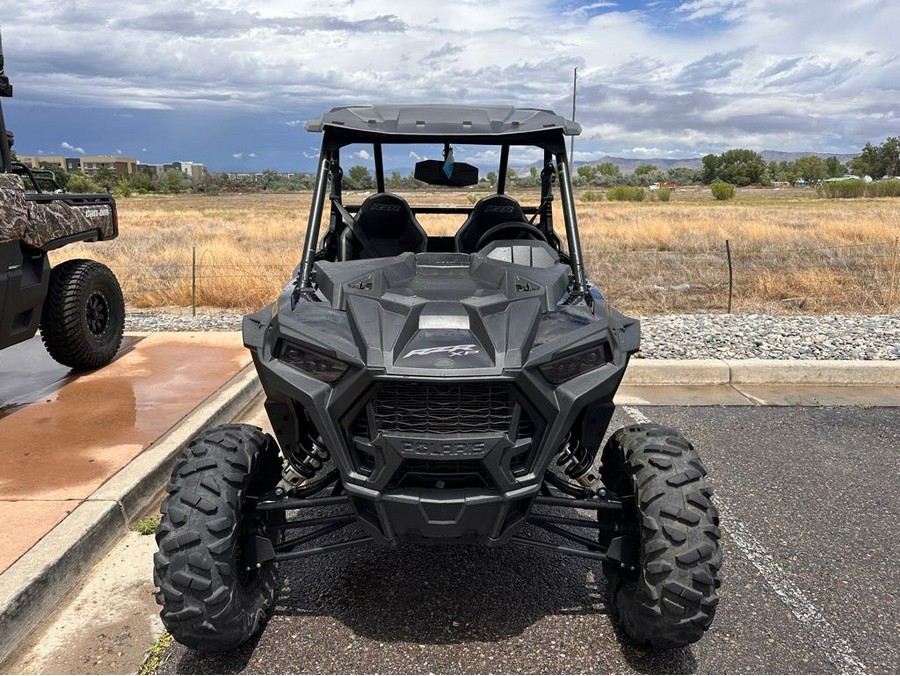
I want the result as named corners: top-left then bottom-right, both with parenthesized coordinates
top-left (277, 341), bottom-right (349, 383)
top-left (538, 343), bottom-right (611, 384)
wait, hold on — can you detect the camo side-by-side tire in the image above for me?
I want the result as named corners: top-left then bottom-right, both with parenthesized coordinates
top-left (39, 259), bottom-right (124, 370)
top-left (154, 424), bottom-right (284, 651)
top-left (600, 424), bottom-right (722, 649)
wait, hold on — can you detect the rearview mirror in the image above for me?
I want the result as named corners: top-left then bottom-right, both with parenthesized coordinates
top-left (414, 160), bottom-right (479, 187)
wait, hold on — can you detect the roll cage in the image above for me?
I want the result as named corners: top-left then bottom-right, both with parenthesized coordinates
top-left (297, 105), bottom-right (588, 296)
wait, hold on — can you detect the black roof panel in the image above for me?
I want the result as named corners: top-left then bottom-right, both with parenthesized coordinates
top-left (305, 104), bottom-right (581, 138)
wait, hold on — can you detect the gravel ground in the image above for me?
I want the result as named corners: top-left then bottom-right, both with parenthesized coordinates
top-left (124, 310), bottom-right (900, 360)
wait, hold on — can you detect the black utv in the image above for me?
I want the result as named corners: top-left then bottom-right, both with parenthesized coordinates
top-left (155, 104), bottom-right (721, 650)
top-left (0, 32), bottom-right (124, 370)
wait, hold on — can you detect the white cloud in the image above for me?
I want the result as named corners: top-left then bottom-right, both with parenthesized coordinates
top-left (5, 0), bottom-right (899, 156)
top-left (116, 149), bottom-right (122, 155)
top-left (249, 152), bottom-right (257, 157)
top-left (676, 0), bottom-right (746, 22)
top-left (232, 152), bottom-right (243, 159)
top-left (60, 141), bottom-right (85, 154)
top-left (355, 149), bottom-right (372, 160)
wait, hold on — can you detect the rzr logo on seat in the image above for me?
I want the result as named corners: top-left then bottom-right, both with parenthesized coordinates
top-left (484, 205), bottom-right (515, 213)
top-left (371, 203), bottom-right (402, 211)
top-left (403, 344), bottom-right (479, 358)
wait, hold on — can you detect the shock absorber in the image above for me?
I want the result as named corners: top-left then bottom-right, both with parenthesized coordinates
top-left (556, 433), bottom-right (604, 493)
top-left (275, 416), bottom-right (331, 496)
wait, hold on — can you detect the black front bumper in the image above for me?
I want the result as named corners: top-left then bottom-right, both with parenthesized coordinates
top-left (245, 307), bottom-right (629, 547)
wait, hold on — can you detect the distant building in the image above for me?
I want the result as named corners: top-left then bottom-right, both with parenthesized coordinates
top-left (172, 161), bottom-right (207, 180)
top-left (19, 155), bottom-right (137, 176)
top-left (17, 155), bottom-right (80, 172)
top-left (136, 161), bottom-right (207, 179)
top-left (80, 156), bottom-right (137, 176)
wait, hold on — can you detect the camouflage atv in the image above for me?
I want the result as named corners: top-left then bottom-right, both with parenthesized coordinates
top-left (0, 32), bottom-right (124, 370)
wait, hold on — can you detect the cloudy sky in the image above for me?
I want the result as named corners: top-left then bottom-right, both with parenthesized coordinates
top-left (2, 0), bottom-right (898, 171)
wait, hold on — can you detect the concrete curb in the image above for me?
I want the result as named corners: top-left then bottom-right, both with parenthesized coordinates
top-left (623, 359), bottom-right (900, 386)
top-left (0, 364), bottom-right (262, 667)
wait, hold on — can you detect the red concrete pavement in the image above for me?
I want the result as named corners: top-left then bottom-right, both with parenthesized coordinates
top-left (0, 333), bottom-right (250, 573)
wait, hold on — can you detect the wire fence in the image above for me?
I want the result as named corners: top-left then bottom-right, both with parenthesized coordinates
top-left (110, 239), bottom-right (900, 316)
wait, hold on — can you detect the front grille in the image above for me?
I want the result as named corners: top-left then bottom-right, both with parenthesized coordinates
top-left (389, 459), bottom-right (495, 490)
top-left (371, 382), bottom-right (514, 435)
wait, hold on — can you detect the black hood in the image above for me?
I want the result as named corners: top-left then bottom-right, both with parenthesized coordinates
top-left (268, 246), bottom-right (635, 378)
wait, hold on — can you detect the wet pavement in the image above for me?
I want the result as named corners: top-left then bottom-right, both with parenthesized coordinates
top-left (155, 403), bottom-right (900, 674)
top-left (0, 333), bottom-right (249, 573)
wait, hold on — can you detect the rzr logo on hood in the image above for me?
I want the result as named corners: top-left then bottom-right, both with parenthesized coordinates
top-left (403, 344), bottom-right (479, 358)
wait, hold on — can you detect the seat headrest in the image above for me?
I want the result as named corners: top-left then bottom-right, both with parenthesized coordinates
top-left (355, 193), bottom-right (415, 238)
top-left (471, 194), bottom-right (526, 224)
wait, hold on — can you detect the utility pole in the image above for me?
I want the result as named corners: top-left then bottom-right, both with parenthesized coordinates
top-left (569, 67), bottom-right (577, 161)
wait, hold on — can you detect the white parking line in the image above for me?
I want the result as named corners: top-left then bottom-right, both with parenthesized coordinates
top-left (620, 405), bottom-right (652, 425)
top-left (619, 405), bottom-right (868, 675)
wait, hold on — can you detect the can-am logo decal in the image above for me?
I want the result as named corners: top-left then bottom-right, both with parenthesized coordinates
top-left (81, 206), bottom-right (110, 218)
top-left (403, 344), bottom-right (479, 358)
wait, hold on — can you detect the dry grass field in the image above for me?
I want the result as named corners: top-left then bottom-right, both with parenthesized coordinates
top-left (52, 188), bottom-right (900, 315)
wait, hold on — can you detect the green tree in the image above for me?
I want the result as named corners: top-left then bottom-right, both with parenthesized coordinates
top-left (881, 137), bottom-right (900, 176)
top-left (66, 171), bottom-right (100, 193)
top-left (93, 166), bottom-right (118, 192)
top-left (701, 154), bottom-right (722, 184)
top-left (665, 167), bottom-right (701, 185)
top-left (719, 149), bottom-right (767, 186)
top-left (386, 170), bottom-right (404, 189)
top-left (485, 170), bottom-right (497, 187)
top-left (130, 170), bottom-right (157, 192)
top-left (597, 162), bottom-right (620, 178)
top-left (823, 156), bottom-right (845, 177)
top-left (115, 176), bottom-right (133, 197)
top-left (634, 164), bottom-right (658, 176)
top-left (347, 165), bottom-right (373, 190)
top-left (260, 168), bottom-right (280, 190)
top-left (853, 137), bottom-right (900, 177)
top-left (37, 162), bottom-right (70, 190)
top-left (794, 156), bottom-right (828, 183)
top-left (161, 168), bottom-right (186, 194)
top-left (576, 165), bottom-right (597, 185)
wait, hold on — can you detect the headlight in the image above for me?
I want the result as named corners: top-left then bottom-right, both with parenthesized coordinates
top-left (538, 344), bottom-right (610, 384)
top-left (278, 342), bottom-right (349, 383)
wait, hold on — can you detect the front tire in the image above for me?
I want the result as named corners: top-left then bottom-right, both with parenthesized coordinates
top-left (600, 424), bottom-right (722, 649)
top-left (154, 424), bottom-right (283, 651)
top-left (40, 259), bottom-right (125, 370)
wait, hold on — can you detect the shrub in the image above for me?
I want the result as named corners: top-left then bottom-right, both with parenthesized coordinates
top-left (607, 186), bottom-right (645, 201)
top-left (658, 187), bottom-right (671, 202)
top-left (581, 190), bottom-right (603, 202)
top-left (134, 514), bottom-right (160, 535)
top-left (866, 179), bottom-right (900, 197)
top-left (66, 172), bottom-right (101, 193)
top-left (817, 179), bottom-right (866, 198)
top-left (710, 181), bottom-right (736, 200)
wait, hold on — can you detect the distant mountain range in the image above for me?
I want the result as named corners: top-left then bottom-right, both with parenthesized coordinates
top-left (526, 150), bottom-right (859, 174)
top-left (379, 151), bottom-right (859, 177)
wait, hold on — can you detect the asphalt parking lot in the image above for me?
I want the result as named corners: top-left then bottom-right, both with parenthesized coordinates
top-left (157, 404), bottom-right (899, 674)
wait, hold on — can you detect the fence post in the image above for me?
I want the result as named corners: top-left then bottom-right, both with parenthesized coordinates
top-left (887, 237), bottom-right (899, 315)
top-left (191, 245), bottom-right (197, 317)
top-left (725, 239), bottom-right (733, 314)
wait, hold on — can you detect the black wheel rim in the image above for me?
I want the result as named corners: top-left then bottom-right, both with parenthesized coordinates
top-left (85, 292), bottom-right (110, 336)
